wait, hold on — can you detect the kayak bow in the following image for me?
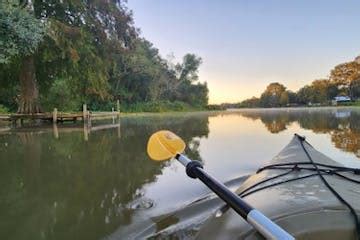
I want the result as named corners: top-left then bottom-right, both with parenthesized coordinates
top-left (147, 130), bottom-right (294, 239)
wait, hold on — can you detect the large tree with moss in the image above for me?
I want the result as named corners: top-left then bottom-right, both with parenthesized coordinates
top-left (0, 0), bottom-right (45, 113)
top-left (0, 1), bottom-right (208, 113)
top-left (1, 0), bottom-right (139, 113)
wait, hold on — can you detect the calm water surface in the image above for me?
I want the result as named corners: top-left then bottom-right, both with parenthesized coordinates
top-left (1, 107), bottom-right (360, 239)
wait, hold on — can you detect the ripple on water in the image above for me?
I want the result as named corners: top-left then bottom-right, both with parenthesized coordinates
top-left (128, 197), bottom-right (155, 210)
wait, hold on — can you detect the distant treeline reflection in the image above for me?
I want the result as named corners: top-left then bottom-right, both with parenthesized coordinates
top-left (239, 109), bottom-right (360, 158)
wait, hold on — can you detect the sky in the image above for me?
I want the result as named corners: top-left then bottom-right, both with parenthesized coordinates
top-left (127, 0), bottom-right (360, 104)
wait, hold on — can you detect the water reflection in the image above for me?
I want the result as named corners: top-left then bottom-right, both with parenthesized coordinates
top-left (239, 108), bottom-right (360, 157)
top-left (1, 108), bottom-right (360, 240)
top-left (0, 114), bottom-right (209, 240)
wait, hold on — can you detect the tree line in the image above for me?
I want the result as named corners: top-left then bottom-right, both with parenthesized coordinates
top-left (0, 0), bottom-right (208, 113)
top-left (237, 56), bottom-right (360, 108)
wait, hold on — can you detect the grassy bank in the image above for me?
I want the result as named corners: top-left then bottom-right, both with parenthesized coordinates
top-left (121, 101), bottom-right (205, 113)
top-left (0, 101), bottom-right (208, 114)
top-left (348, 100), bottom-right (360, 106)
top-left (2, 100), bottom-right (358, 115)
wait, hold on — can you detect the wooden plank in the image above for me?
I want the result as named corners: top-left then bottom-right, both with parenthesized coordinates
top-left (0, 127), bottom-right (11, 132)
top-left (90, 112), bottom-right (118, 117)
top-left (0, 110), bottom-right (118, 123)
top-left (0, 115), bottom-right (11, 120)
top-left (91, 123), bottom-right (120, 132)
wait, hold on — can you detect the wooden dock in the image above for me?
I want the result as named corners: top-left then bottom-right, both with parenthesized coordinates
top-left (0, 101), bottom-right (120, 125)
top-left (0, 119), bottom-right (121, 141)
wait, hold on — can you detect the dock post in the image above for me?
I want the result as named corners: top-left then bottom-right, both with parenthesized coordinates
top-left (11, 119), bottom-right (17, 128)
top-left (116, 99), bottom-right (120, 121)
top-left (87, 114), bottom-right (91, 129)
top-left (83, 104), bottom-right (87, 123)
top-left (83, 123), bottom-right (89, 141)
top-left (83, 103), bottom-right (89, 141)
top-left (117, 121), bottom-right (121, 139)
top-left (83, 104), bottom-right (87, 120)
top-left (53, 108), bottom-right (58, 123)
top-left (53, 123), bottom-right (59, 139)
top-left (112, 107), bottom-right (115, 124)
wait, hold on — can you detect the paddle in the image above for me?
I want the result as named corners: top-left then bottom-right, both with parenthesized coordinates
top-left (147, 130), bottom-right (294, 240)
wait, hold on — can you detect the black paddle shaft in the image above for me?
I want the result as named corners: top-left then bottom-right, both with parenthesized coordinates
top-left (185, 161), bottom-right (253, 219)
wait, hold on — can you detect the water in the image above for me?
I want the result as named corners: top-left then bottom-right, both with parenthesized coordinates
top-left (0, 107), bottom-right (360, 239)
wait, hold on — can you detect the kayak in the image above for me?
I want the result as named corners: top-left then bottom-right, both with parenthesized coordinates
top-left (129, 133), bottom-right (360, 239)
top-left (196, 134), bottom-right (360, 239)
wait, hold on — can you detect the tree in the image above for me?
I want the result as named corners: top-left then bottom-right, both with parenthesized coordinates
top-left (36, 0), bottom-right (138, 110)
top-left (176, 54), bottom-right (202, 82)
top-left (240, 97), bottom-right (260, 108)
top-left (296, 85), bottom-right (314, 104)
top-left (279, 91), bottom-right (289, 106)
top-left (260, 82), bottom-right (287, 107)
top-left (0, 1), bottom-right (45, 113)
top-left (295, 79), bottom-right (338, 105)
top-left (287, 90), bottom-right (297, 104)
top-left (330, 58), bottom-right (360, 99)
top-left (311, 79), bottom-right (338, 103)
top-left (0, 1), bottom-right (44, 64)
top-left (171, 54), bottom-right (207, 107)
top-left (0, 1), bottom-right (209, 113)
top-left (350, 78), bottom-right (360, 99)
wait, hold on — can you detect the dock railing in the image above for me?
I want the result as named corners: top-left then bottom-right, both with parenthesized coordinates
top-left (0, 100), bottom-right (121, 126)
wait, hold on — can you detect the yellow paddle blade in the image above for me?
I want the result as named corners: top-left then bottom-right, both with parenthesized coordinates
top-left (147, 130), bottom-right (186, 161)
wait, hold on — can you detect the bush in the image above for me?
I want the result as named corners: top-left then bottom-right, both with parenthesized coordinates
top-left (0, 104), bottom-right (9, 113)
top-left (122, 101), bottom-right (198, 113)
top-left (41, 78), bottom-right (82, 112)
top-left (206, 104), bottom-right (225, 110)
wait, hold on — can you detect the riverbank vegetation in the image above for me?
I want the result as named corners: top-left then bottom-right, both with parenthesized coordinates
top-left (0, 0), bottom-right (208, 114)
top-left (233, 56), bottom-right (360, 108)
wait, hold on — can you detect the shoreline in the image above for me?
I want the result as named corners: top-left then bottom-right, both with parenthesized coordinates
top-left (1, 105), bottom-right (359, 121)
top-left (1, 105), bottom-right (359, 116)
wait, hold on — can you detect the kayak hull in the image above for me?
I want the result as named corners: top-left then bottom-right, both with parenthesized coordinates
top-left (197, 135), bottom-right (360, 239)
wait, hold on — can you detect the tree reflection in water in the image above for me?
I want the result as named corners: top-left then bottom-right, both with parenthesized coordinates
top-left (0, 114), bottom-right (209, 240)
top-left (1, 109), bottom-right (359, 240)
top-left (240, 108), bottom-right (360, 158)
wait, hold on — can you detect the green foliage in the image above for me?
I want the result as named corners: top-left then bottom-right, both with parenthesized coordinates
top-left (330, 59), bottom-right (360, 99)
top-left (350, 78), bottom-right (360, 99)
top-left (122, 101), bottom-right (197, 113)
top-left (240, 79), bottom-right (340, 108)
top-left (41, 78), bottom-right (81, 111)
top-left (0, 1), bottom-right (45, 63)
top-left (296, 79), bottom-right (338, 105)
top-left (296, 85), bottom-right (314, 104)
top-left (259, 82), bottom-right (287, 107)
top-left (206, 104), bottom-right (226, 110)
top-left (237, 57), bottom-right (360, 109)
top-left (176, 82), bottom-right (209, 107)
top-left (239, 97), bottom-right (260, 108)
top-left (287, 91), bottom-right (297, 104)
top-left (176, 54), bottom-right (202, 83)
top-left (0, 1), bottom-right (209, 113)
top-left (0, 60), bottom-right (20, 111)
top-left (352, 100), bottom-right (360, 106)
top-left (0, 104), bottom-right (9, 113)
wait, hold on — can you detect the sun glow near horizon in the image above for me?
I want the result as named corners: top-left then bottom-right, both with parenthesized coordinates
top-left (128, 0), bottom-right (360, 105)
top-left (205, 68), bottom-right (333, 104)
